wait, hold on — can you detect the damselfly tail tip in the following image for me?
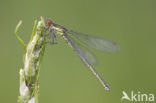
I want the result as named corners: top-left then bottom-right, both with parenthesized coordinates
top-left (105, 86), bottom-right (110, 91)
top-left (101, 82), bottom-right (110, 91)
top-left (102, 84), bottom-right (110, 91)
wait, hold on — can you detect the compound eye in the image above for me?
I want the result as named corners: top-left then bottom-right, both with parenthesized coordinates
top-left (46, 19), bottom-right (52, 26)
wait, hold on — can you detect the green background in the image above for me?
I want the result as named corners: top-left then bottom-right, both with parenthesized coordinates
top-left (0, 0), bottom-right (156, 103)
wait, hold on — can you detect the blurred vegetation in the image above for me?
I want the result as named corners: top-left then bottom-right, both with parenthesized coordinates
top-left (0, 0), bottom-right (156, 103)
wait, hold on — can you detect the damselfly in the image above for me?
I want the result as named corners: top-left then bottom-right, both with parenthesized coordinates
top-left (45, 19), bottom-right (120, 91)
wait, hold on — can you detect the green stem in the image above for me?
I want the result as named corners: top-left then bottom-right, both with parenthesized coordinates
top-left (16, 17), bottom-right (47, 103)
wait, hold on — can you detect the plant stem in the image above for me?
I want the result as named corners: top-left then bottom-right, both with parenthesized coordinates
top-left (15, 17), bottom-right (47, 103)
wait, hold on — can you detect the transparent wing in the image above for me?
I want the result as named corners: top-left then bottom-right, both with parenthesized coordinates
top-left (63, 34), bottom-right (110, 90)
top-left (67, 30), bottom-right (120, 53)
top-left (68, 35), bottom-right (98, 65)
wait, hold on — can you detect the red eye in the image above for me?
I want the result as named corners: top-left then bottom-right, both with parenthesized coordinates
top-left (46, 19), bottom-right (52, 26)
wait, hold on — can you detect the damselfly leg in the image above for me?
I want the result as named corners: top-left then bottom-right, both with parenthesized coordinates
top-left (45, 25), bottom-right (58, 44)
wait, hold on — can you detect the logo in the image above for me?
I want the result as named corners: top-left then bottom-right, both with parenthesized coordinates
top-left (121, 91), bottom-right (155, 102)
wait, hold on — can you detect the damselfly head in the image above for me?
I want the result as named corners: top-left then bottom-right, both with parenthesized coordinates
top-left (46, 19), bottom-right (53, 27)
